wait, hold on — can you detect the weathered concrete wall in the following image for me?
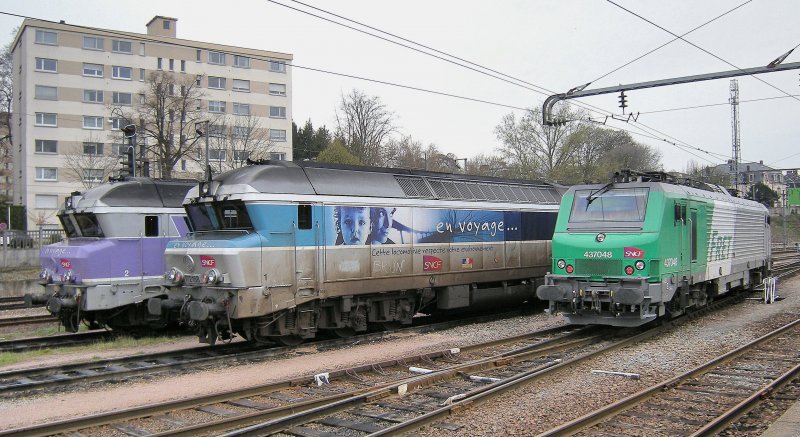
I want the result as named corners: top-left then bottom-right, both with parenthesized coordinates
top-left (0, 279), bottom-right (39, 298)
top-left (0, 248), bottom-right (39, 269)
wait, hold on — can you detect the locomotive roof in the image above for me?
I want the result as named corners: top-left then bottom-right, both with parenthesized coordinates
top-left (73, 177), bottom-right (196, 209)
top-left (210, 161), bottom-right (563, 204)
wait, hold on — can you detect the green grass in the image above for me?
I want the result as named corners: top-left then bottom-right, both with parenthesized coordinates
top-left (0, 332), bottom-right (188, 368)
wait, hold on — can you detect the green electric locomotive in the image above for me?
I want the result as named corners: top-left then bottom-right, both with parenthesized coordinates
top-left (536, 171), bottom-right (771, 327)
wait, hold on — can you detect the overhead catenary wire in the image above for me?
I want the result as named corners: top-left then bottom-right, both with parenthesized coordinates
top-left (0, 10), bottom-right (743, 167)
top-left (266, 1), bottom-right (732, 166)
top-left (605, 0), bottom-right (800, 105)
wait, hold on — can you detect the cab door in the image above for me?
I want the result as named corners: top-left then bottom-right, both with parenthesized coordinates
top-left (294, 204), bottom-right (320, 298)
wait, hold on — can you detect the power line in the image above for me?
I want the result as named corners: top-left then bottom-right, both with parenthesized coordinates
top-left (606, 0), bottom-right (800, 105)
top-left (267, 1), bottom-right (730, 166)
top-left (590, 0), bottom-right (753, 84)
top-left (639, 94), bottom-right (800, 114)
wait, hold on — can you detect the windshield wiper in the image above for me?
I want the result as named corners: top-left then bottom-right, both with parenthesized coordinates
top-left (585, 183), bottom-right (613, 208)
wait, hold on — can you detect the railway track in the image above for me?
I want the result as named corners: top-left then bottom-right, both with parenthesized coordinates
top-left (0, 296), bottom-right (29, 311)
top-left (0, 309), bottom-right (536, 398)
top-left (538, 317), bottom-right (800, 436)
top-left (0, 330), bottom-right (115, 353)
top-left (1, 324), bottom-right (610, 436)
top-left (0, 314), bottom-right (57, 328)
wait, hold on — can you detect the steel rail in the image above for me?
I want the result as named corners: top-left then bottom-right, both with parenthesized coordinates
top-left (1, 325), bottom-right (581, 436)
top-left (0, 330), bottom-right (114, 353)
top-left (537, 317), bottom-right (800, 436)
top-left (0, 314), bottom-right (57, 328)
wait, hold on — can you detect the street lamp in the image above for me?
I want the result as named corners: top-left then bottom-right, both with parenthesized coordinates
top-left (195, 120), bottom-right (210, 183)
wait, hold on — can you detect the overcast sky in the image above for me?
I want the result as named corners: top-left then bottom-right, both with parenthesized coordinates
top-left (3, 0), bottom-right (799, 173)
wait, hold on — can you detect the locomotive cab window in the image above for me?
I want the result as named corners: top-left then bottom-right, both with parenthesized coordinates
top-left (73, 213), bottom-right (104, 237)
top-left (186, 200), bottom-right (252, 231)
top-left (58, 214), bottom-right (79, 238)
top-left (569, 187), bottom-right (649, 223)
top-left (144, 216), bottom-right (159, 237)
top-left (298, 204), bottom-right (312, 230)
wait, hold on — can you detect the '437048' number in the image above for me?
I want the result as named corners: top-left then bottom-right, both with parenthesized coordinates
top-left (584, 251), bottom-right (613, 258)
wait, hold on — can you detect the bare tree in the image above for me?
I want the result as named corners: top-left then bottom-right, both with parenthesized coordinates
top-left (465, 154), bottom-right (512, 178)
top-left (335, 90), bottom-right (396, 166)
top-left (124, 71), bottom-right (205, 179)
top-left (494, 106), bottom-right (586, 180)
top-left (203, 114), bottom-right (275, 173)
top-left (62, 132), bottom-right (119, 189)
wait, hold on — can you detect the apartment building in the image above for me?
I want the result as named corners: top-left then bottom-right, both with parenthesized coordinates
top-left (11, 16), bottom-right (293, 228)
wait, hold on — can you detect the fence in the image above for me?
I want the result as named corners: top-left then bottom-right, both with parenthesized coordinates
top-left (0, 228), bottom-right (65, 250)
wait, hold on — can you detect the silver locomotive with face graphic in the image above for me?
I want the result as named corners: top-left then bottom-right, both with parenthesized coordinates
top-left (156, 161), bottom-right (563, 345)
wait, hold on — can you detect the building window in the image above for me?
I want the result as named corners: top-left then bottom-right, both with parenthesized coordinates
top-left (83, 63), bottom-right (104, 77)
top-left (209, 148), bottom-right (226, 161)
top-left (35, 29), bottom-right (58, 45)
top-left (196, 75), bottom-right (202, 87)
top-left (208, 100), bottom-right (226, 113)
top-left (112, 39), bottom-right (132, 54)
top-left (269, 129), bottom-right (287, 142)
top-left (269, 60), bottom-right (286, 73)
top-left (208, 124), bottom-right (225, 138)
top-left (232, 126), bottom-right (250, 139)
top-left (234, 150), bottom-right (250, 162)
top-left (35, 194), bottom-right (59, 209)
top-left (83, 36), bottom-right (104, 50)
top-left (749, 174), bottom-right (754, 182)
top-left (83, 142), bottom-right (104, 156)
top-left (196, 49), bottom-right (202, 62)
top-left (83, 116), bottom-right (104, 129)
top-left (111, 143), bottom-right (127, 156)
top-left (35, 57), bottom-right (57, 73)
top-left (35, 167), bottom-right (58, 181)
top-left (140, 42), bottom-right (146, 56)
top-left (269, 83), bottom-right (287, 96)
top-left (181, 60), bottom-right (186, 72)
top-left (140, 68), bottom-right (145, 81)
top-left (181, 159), bottom-right (187, 171)
top-left (169, 59), bottom-right (174, 71)
top-left (139, 93), bottom-right (145, 104)
top-left (270, 152), bottom-right (286, 161)
top-left (110, 117), bottom-right (123, 130)
top-left (83, 89), bottom-right (104, 103)
top-left (208, 76), bottom-right (226, 89)
top-left (208, 51), bottom-right (225, 65)
top-left (157, 58), bottom-right (163, 70)
top-left (163, 20), bottom-right (170, 30)
top-left (233, 55), bottom-right (250, 68)
top-left (232, 79), bottom-right (250, 92)
top-left (113, 92), bottom-right (132, 106)
top-left (35, 139), bottom-right (57, 154)
top-left (35, 112), bottom-right (57, 127)
top-left (233, 103), bottom-right (250, 116)
top-left (195, 99), bottom-right (202, 110)
top-left (35, 85), bottom-right (58, 100)
top-left (269, 106), bottom-right (286, 118)
top-left (112, 66), bottom-right (132, 80)
top-left (83, 169), bottom-right (104, 183)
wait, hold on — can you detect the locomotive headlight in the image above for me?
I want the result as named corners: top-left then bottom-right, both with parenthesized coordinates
top-left (557, 259), bottom-right (566, 269)
top-left (62, 270), bottom-right (74, 283)
top-left (624, 265), bottom-right (634, 275)
top-left (565, 265), bottom-right (574, 274)
top-left (165, 267), bottom-right (184, 285)
top-left (38, 269), bottom-right (53, 284)
top-left (202, 268), bottom-right (221, 285)
top-left (634, 260), bottom-right (646, 270)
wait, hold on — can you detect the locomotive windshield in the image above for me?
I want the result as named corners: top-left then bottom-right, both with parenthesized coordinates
top-left (569, 187), bottom-right (649, 222)
top-left (186, 200), bottom-right (253, 232)
top-left (57, 214), bottom-right (79, 238)
top-left (73, 213), bottom-right (104, 237)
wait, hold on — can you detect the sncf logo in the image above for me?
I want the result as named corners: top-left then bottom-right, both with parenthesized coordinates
top-left (624, 247), bottom-right (645, 258)
top-left (200, 255), bottom-right (216, 268)
top-left (60, 259), bottom-right (71, 269)
top-left (423, 255), bottom-right (443, 271)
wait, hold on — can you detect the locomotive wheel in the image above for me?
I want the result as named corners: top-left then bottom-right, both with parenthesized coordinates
top-left (332, 327), bottom-right (355, 338)
top-left (273, 335), bottom-right (304, 346)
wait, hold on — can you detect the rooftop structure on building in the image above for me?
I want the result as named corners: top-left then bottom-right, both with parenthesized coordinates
top-left (10, 16), bottom-right (293, 229)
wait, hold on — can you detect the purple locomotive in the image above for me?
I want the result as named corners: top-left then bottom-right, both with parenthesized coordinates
top-left (33, 178), bottom-right (194, 332)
